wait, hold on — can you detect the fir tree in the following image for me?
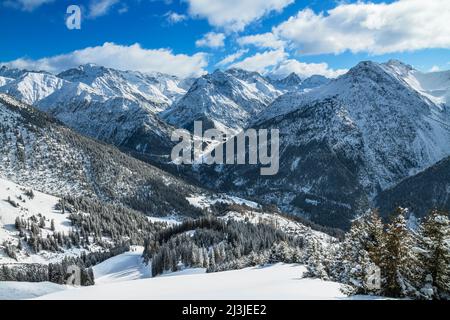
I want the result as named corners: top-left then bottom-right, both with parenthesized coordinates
top-left (338, 216), bottom-right (381, 295)
top-left (382, 209), bottom-right (419, 298)
top-left (417, 210), bottom-right (450, 299)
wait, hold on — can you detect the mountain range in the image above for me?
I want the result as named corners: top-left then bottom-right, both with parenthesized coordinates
top-left (1, 60), bottom-right (449, 229)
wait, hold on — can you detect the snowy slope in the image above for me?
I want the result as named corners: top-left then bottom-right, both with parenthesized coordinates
top-left (0, 93), bottom-right (204, 217)
top-left (0, 281), bottom-right (67, 300)
top-left (375, 155), bottom-right (450, 218)
top-left (37, 263), bottom-right (348, 300)
top-left (0, 177), bottom-right (100, 265)
top-left (92, 247), bottom-right (151, 284)
top-left (0, 76), bottom-right (13, 87)
top-left (383, 60), bottom-right (450, 107)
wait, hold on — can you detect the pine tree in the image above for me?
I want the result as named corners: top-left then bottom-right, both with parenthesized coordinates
top-left (39, 216), bottom-right (46, 229)
top-left (51, 219), bottom-right (56, 232)
top-left (417, 210), bottom-right (450, 299)
top-left (338, 216), bottom-right (381, 295)
top-left (304, 238), bottom-right (329, 280)
top-left (382, 209), bottom-right (419, 298)
top-left (365, 210), bottom-right (385, 267)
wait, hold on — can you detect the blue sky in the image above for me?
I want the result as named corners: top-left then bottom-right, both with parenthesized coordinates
top-left (0, 0), bottom-right (449, 78)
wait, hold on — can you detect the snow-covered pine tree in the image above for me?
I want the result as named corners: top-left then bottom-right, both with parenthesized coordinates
top-left (382, 208), bottom-right (420, 298)
top-left (304, 238), bottom-right (329, 280)
top-left (365, 210), bottom-right (385, 267)
top-left (417, 210), bottom-right (450, 299)
top-left (337, 213), bottom-right (382, 295)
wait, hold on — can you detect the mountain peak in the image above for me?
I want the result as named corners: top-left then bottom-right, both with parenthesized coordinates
top-left (384, 59), bottom-right (414, 70)
top-left (279, 72), bottom-right (303, 86)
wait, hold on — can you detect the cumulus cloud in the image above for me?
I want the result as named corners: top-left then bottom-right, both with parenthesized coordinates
top-left (273, 0), bottom-right (450, 55)
top-left (3, 0), bottom-right (54, 11)
top-left (196, 32), bottom-right (226, 48)
top-left (89, 0), bottom-right (120, 18)
top-left (227, 49), bottom-right (346, 78)
top-left (2, 42), bottom-right (208, 78)
top-left (186, 0), bottom-right (294, 32)
top-left (270, 59), bottom-right (347, 79)
top-left (237, 33), bottom-right (285, 49)
top-left (165, 11), bottom-right (188, 24)
top-left (216, 49), bottom-right (249, 67)
top-left (230, 49), bottom-right (287, 73)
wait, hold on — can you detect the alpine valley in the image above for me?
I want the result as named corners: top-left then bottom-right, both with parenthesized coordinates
top-left (1, 60), bottom-right (449, 300)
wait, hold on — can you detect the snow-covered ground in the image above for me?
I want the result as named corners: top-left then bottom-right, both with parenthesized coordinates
top-left (92, 247), bottom-right (151, 284)
top-left (36, 263), bottom-right (348, 300)
top-left (0, 281), bottom-right (67, 300)
top-left (187, 194), bottom-right (260, 210)
top-left (1, 248), bottom-right (385, 300)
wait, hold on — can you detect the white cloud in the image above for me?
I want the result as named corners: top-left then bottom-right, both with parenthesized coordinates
top-left (429, 65), bottom-right (441, 72)
top-left (270, 59), bottom-right (347, 79)
top-left (196, 32), bottom-right (226, 48)
top-left (3, 0), bottom-right (54, 11)
top-left (230, 49), bottom-right (287, 73)
top-left (186, 0), bottom-right (294, 32)
top-left (273, 0), bottom-right (450, 55)
top-left (165, 11), bottom-right (188, 24)
top-left (89, 0), bottom-right (120, 18)
top-left (228, 50), bottom-right (347, 78)
top-left (237, 33), bottom-right (285, 49)
top-left (2, 42), bottom-right (208, 78)
top-left (216, 50), bottom-right (249, 67)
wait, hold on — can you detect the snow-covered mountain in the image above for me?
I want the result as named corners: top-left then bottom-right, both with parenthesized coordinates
top-left (0, 72), bottom-right (67, 105)
top-left (162, 69), bottom-right (283, 133)
top-left (270, 73), bottom-right (330, 92)
top-left (270, 72), bottom-right (303, 91)
top-left (383, 60), bottom-right (450, 108)
top-left (58, 64), bottom-right (189, 107)
top-left (0, 93), bottom-right (202, 217)
top-left (0, 177), bottom-right (95, 265)
top-left (0, 67), bottom-right (178, 157)
top-left (0, 66), bottom-right (31, 80)
top-left (202, 61), bottom-right (450, 228)
top-left (37, 84), bottom-right (176, 157)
